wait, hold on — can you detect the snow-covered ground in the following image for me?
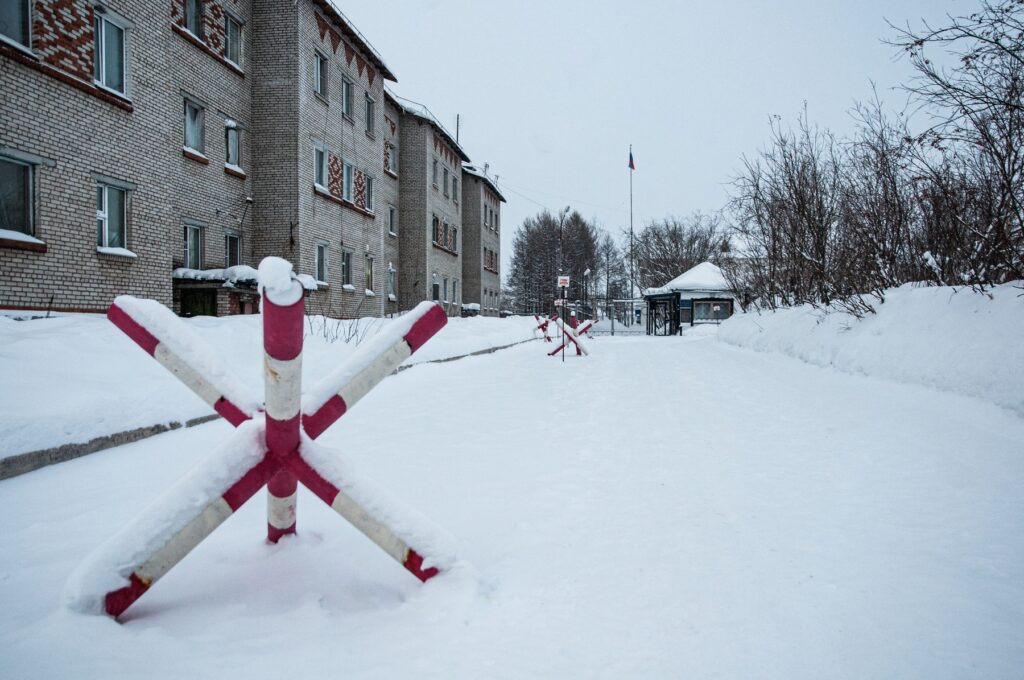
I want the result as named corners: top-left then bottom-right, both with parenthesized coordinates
top-left (1, 325), bottom-right (1022, 678)
top-left (0, 312), bottom-right (538, 457)
top-left (719, 282), bottom-right (1024, 415)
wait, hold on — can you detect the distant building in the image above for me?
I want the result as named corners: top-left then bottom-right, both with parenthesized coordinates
top-left (643, 262), bottom-right (735, 335)
top-left (388, 90), bottom-right (470, 317)
top-left (460, 164), bottom-right (505, 316)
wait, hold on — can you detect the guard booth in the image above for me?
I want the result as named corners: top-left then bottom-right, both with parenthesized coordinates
top-left (642, 262), bottom-right (735, 335)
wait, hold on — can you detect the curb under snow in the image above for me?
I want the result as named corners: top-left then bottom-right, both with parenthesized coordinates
top-left (0, 338), bottom-right (537, 481)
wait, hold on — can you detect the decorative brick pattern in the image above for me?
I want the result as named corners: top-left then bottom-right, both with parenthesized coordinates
top-left (205, 2), bottom-right (226, 56)
top-left (33, 0), bottom-right (94, 82)
top-left (327, 154), bottom-right (342, 197)
top-left (353, 169), bottom-right (365, 208)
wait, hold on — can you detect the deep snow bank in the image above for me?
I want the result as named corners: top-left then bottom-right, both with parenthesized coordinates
top-left (0, 312), bottom-right (537, 458)
top-left (718, 282), bottom-right (1024, 415)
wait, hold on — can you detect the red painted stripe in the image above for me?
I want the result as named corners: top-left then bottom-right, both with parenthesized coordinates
top-left (403, 549), bottom-right (440, 582)
top-left (108, 303), bottom-right (160, 356)
top-left (262, 296), bottom-right (304, 361)
top-left (214, 397), bottom-right (251, 427)
top-left (403, 304), bottom-right (448, 353)
top-left (267, 522), bottom-right (296, 543)
top-left (302, 394), bottom-right (347, 440)
top-left (284, 452), bottom-right (339, 506)
top-left (104, 572), bottom-right (150, 618)
top-left (266, 414), bottom-right (301, 457)
top-left (222, 455), bottom-right (278, 511)
top-left (548, 344), bottom-right (565, 356)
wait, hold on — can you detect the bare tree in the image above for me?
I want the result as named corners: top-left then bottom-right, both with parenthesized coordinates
top-left (630, 213), bottom-right (726, 290)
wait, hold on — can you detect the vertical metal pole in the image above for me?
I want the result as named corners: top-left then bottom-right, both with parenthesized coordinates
top-left (629, 145), bottom-right (634, 327)
top-left (262, 282), bottom-right (304, 542)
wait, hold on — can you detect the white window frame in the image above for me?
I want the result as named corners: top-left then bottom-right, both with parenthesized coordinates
top-left (452, 279), bottom-right (458, 305)
top-left (364, 93), bottom-right (375, 136)
top-left (313, 143), bottom-right (328, 189)
top-left (225, 123), bottom-right (240, 167)
top-left (315, 242), bottom-right (328, 285)
top-left (364, 174), bottom-right (374, 212)
top-left (387, 204), bottom-right (397, 236)
top-left (340, 248), bottom-right (353, 286)
top-left (183, 221), bottom-right (203, 269)
top-left (342, 162), bottom-right (354, 202)
top-left (364, 253), bottom-right (374, 292)
top-left (386, 142), bottom-right (397, 174)
top-left (224, 13), bottom-right (242, 67)
top-left (452, 177), bottom-right (458, 203)
top-left (224, 230), bottom-right (241, 267)
top-left (431, 158), bottom-right (438, 187)
top-left (442, 277), bottom-right (448, 303)
top-left (184, 98), bottom-right (205, 154)
top-left (387, 263), bottom-right (396, 298)
top-left (96, 183), bottom-right (128, 249)
top-left (443, 167), bottom-right (449, 197)
top-left (0, 0), bottom-right (32, 49)
top-left (93, 12), bottom-right (127, 96)
top-left (340, 76), bottom-right (353, 117)
top-left (0, 156), bottom-right (34, 236)
top-left (314, 50), bottom-right (328, 98)
top-left (184, 0), bottom-right (203, 38)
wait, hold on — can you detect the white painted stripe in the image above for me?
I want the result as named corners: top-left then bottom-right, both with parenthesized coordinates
top-left (267, 490), bottom-right (297, 530)
top-left (336, 340), bottom-right (411, 411)
top-left (330, 490), bottom-right (409, 564)
top-left (155, 343), bottom-right (222, 407)
top-left (264, 352), bottom-right (302, 420)
top-left (136, 498), bottom-right (233, 586)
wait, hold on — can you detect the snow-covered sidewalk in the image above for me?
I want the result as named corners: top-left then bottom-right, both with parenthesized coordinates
top-left (1, 333), bottom-right (1022, 678)
top-left (0, 313), bottom-right (538, 460)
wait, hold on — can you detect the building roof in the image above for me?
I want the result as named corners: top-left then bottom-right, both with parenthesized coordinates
top-left (644, 262), bottom-right (731, 296)
top-left (385, 88), bottom-right (470, 162)
top-left (313, 0), bottom-right (397, 82)
top-left (462, 164), bottom-right (506, 203)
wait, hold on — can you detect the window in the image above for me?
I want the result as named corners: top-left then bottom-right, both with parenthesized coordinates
top-left (224, 14), bottom-right (241, 66)
top-left (342, 163), bottom-right (354, 201)
top-left (443, 168), bottom-right (449, 197)
top-left (431, 275), bottom-right (440, 301)
top-left (387, 263), bottom-right (396, 298)
top-left (365, 175), bottom-right (374, 212)
top-left (313, 144), bottom-right (327, 188)
top-left (442, 221), bottom-right (449, 247)
top-left (431, 214), bottom-right (440, 244)
top-left (183, 222), bottom-right (202, 268)
top-left (93, 14), bottom-right (125, 94)
top-left (0, 157), bottom-right (32, 235)
top-left (225, 124), bottom-right (240, 167)
top-left (340, 248), bottom-right (352, 286)
top-left (96, 184), bottom-right (127, 249)
top-left (314, 51), bottom-right (328, 97)
top-left (442, 277), bottom-right (448, 302)
top-left (0, 0), bottom-right (30, 46)
top-left (388, 205), bottom-right (397, 235)
top-left (386, 143), bottom-right (397, 174)
top-left (431, 158), bottom-right (438, 186)
top-left (484, 205), bottom-right (490, 228)
top-left (184, 99), bottom-right (204, 153)
top-left (452, 280), bottom-right (458, 305)
top-left (364, 254), bottom-right (374, 292)
top-left (185, 0), bottom-right (203, 38)
top-left (452, 177), bottom-right (458, 203)
top-left (315, 242), bottom-right (328, 284)
top-left (451, 226), bottom-right (457, 253)
top-left (364, 94), bottom-right (375, 136)
top-left (693, 300), bottom-right (733, 323)
top-left (225, 231), bottom-right (241, 267)
top-left (495, 211), bottom-right (499, 233)
top-left (340, 77), bottom-right (352, 117)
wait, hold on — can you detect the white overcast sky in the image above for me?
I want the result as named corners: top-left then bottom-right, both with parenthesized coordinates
top-left (341, 0), bottom-right (959, 275)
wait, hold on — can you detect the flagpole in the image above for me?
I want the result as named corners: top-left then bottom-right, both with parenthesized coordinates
top-left (629, 144), bottom-right (634, 327)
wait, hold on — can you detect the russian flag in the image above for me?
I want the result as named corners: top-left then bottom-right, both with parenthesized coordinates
top-left (628, 149), bottom-right (635, 170)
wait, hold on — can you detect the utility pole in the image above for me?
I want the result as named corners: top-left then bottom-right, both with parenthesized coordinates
top-left (628, 144), bottom-right (635, 327)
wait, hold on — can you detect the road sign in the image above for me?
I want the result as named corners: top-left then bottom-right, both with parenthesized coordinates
top-left (557, 275), bottom-right (570, 288)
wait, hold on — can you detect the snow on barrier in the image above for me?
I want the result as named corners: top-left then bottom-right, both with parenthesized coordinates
top-left (534, 313), bottom-right (557, 342)
top-left (66, 257), bottom-right (452, 618)
top-left (548, 317), bottom-right (593, 357)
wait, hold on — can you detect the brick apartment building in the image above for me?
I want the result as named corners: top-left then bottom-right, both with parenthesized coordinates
top-left (0, 0), bottom-right (501, 318)
top-left (461, 164), bottom-right (505, 316)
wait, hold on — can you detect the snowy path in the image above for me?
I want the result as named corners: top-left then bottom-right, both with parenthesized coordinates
top-left (1, 334), bottom-right (1022, 679)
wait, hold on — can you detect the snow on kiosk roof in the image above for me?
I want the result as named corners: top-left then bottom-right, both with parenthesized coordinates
top-left (644, 262), bottom-right (731, 297)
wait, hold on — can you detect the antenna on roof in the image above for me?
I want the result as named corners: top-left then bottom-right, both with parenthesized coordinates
top-left (456, 114), bottom-right (460, 143)
top-left (484, 163), bottom-right (489, 177)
